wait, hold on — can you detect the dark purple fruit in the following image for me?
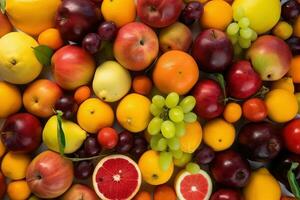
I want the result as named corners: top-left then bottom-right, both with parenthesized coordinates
top-left (180, 1), bottom-right (204, 25)
top-left (133, 137), bottom-right (148, 147)
top-left (97, 21), bottom-right (117, 41)
top-left (54, 95), bottom-right (78, 120)
top-left (194, 145), bottom-right (215, 165)
top-left (74, 161), bottom-right (94, 179)
top-left (210, 188), bottom-right (243, 200)
top-left (82, 33), bottom-right (101, 54)
top-left (84, 136), bottom-right (101, 157)
top-left (287, 36), bottom-right (300, 55)
top-left (282, 0), bottom-right (300, 22)
top-left (131, 145), bottom-right (148, 159)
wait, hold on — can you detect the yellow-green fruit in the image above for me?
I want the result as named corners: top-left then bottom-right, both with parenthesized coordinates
top-left (271, 77), bottom-right (294, 93)
top-left (273, 21), bottom-right (293, 40)
top-left (232, 0), bottom-right (281, 34)
top-left (43, 116), bottom-right (87, 154)
top-left (174, 153), bottom-right (192, 167)
top-left (0, 32), bottom-right (42, 84)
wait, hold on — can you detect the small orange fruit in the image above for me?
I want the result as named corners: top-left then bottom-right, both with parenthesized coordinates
top-left (223, 102), bottom-right (242, 123)
top-left (132, 75), bottom-right (153, 96)
top-left (74, 86), bottom-right (92, 105)
top-left (7, 180), bottom-right (31, 200)
top-left (288, 56), bottom-right (300, 83)
top-left (0, 13), bottom-right (13, 37)
top-left (133, 191), bottom-right (151, 200)
top-left (154, 184), bottom-right (176, 200)
top-left (294, 16), bottom-right (300, 37)
top-left (38, 28), bottom-right (64, 50)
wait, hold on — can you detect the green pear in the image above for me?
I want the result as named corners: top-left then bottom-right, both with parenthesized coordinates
top-left (43, 116), bottom-right (87, 154)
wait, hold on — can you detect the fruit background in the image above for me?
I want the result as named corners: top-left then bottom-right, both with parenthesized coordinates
top-left (1, 0), bottom-right (300, 199)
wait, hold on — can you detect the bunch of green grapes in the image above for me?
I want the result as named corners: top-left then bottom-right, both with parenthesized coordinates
top-left (147, 92), bottom-right (197, 170)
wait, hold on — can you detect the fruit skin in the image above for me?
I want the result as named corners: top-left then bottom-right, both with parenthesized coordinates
top-left (138, 150), bottom-right (174, 185)
top-left (7, 180), bottom-right (31, 200)
top-left (38, 28), bottom-right (64, 50)
top-left (0, 81), bottom-right (22, 118)
top-left (117, 93), bottom-right (151, 133)
top-left (247, 35), bottom-right (292, 81)
top-left (159, 22), bottom-right (193, 52)
top-left (56, 0), bottom-right (99, 42)
top-left (114, 22), bottom-right (159, 71)
top-left (92, 61), bottom-right (132, 102)
top-left (192, 79), bottom-right (225, 120)
top-left (174, 153), bottom-right (192, 167)
top-left (283, 119), bottom-right (300, 154)
top-left (192, 29), bottom-right (233, 73)
top-left (23, 79), bottom-right (63, 118)
top-left (62, 184), bottom-right (99, 200)
top-left (134, 191), bottom-right (151, 200)
top-left (97, 127), bottom-right (118, 149)
top-left (54, 95), bottom-right (78, 120)
top-left (101, 0), bottom-right (136, 27)
top-left (226, 61), bottom-right (262, 99)
top-left (242, 98), bottom-right (267, 122)
top-left (232, 0), bottom-right (281, 34)
top-left (1, 113), bottom-right (42, 153)
top-left (0, 32), bottom-right (42, 84)
top-left (0, 171), bottom-right (6, 199)
top-left (51, 45), bottom-right (96, 90)
top-left (180, 121), bottom-right (202, 153)
top-left (287, 36), bottom-right (300, 55)
top-left (223, 103), bottom-right (242, 123)
top-left (210, 189), bottom-right (243, 200)
top-left (282, 0), bottom-right (300, 22)
top-left (154, 184), bottom-right (176, 200)
top-left (26, 151), bottom-right (74, 199)
top-left (272, 21), bottom-right (293, 40)
top-left (288, 55), bottom-right (300, 83)
top-left (243, 168), bottom-right (281, 200)
top-left (74, 86), bottom-right (91, 105)
top-left (0, 13), bottom-right (12, 37)
top-left (153, 50), bottom-right (199, 95)
top-left (265, 89), bottom-right (298, 123)
top-left (211, 150), bottom-right (251, 188)
top-left (77, 98), bottom-right (114, 133)
top-left (132, 75), bottom-right (153, 96)
top-left (43, 116), bottom-right (87, 154)
top-left (137, 0), bottom-right (183, 28)
top-left (271, 77), bottom-right (295, 93)
top-left (5, 0), bottom-right (61, 35)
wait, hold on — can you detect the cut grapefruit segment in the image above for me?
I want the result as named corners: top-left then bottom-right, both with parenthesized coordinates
top-left (93, 155), bottom-right (142, 200)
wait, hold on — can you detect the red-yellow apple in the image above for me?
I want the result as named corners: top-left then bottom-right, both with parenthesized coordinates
top-left (62, 184), bottom-right (99, 200)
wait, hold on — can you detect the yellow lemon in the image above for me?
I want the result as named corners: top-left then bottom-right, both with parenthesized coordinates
top-left (117, 93), bottom-right (151, 133)
top-left (265, 89), bottom-right (298, 123)
top-left (5, 0), bottom-right (61, 36)
top-left (203, 118), bottom-right (235, 151)
top-left (1, 151), bottom-right (31, 180)
top-left (138, 150), bottom-right (174, 185)
top-left (271, 77), bottom-right (295, 93)
top-left (0, 81), bottom-right (22, 118)
top-left (7, 180), bottom-right (31, 200)
top-left (77, 98), bottom-right (114, 133)
top-left (244, 168), bottom-right (281, 200)
top-left (180, 121), bottom-right (202, 153)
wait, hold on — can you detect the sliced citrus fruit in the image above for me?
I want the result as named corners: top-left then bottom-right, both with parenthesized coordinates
top-left (175, 170), bottom-right (212, 200)
top-left (93, 155), bottom-right (142, 200)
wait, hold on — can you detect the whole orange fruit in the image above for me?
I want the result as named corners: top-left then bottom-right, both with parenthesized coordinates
top-left (153, 50), bottom-right (199, 95)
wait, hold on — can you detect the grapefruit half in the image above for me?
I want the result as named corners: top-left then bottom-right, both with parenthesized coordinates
top-left (92, 155), bottom-right (142, 200)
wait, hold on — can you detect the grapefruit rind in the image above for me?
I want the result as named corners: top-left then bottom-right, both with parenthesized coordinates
top-left (92, 154), bottom-right (142, 200)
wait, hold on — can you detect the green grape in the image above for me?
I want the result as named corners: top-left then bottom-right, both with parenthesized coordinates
top-left (150, 135), bottom-right (162, 151)
top-left (238, 17), bottom-right (250, 29)
top-left (171, 149), bottom-right (183, 159)
top-left (173, 153), bottom-right (192, 167)
top-left (169, 107), bottom-right (184, 123)
top-left (240, 28), bottom-right (252, 39)
top-left (250, 29), bottom-right (258, 41)
top-left (228, 34), bottom-right (238, 45)
top-left (226, 22), bottom-right (239, 35)
top-left (238, 37), bottom-right (251, 49)
top-left (186, 162), bottom-right (201, 174)
top-left (152, 95), bottom-right (165, 108)
top-left (233, 7), bottom-right (245, 21)
top-left (234, 44), bottom-right (243, 56)
top-left (147, 117), bottom-right (163, 135)
top-left (157, 138), bottom-right (167, 151)
top-left (175, 121), bottom-right (186, 137)
top-left (179, 96), bottom-right (196, 113)
top-left (167, 137), bottom-right (180, 151)
top-left (150, 104), bottom-right (162, 116)
top-left (184, 112), bottom-right (197, 123)
top-left (159, 151), bottom-right (173, 171)
top-left (161, 120), bottom-right (176, 138)
top-left (165, 92), bottom-right (179, 108)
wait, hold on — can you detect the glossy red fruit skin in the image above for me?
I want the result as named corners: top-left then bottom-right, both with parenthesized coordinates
top-left (242, 98), bottom-right (267, 122)
top-left (192, 79), bottom-right (225, 120)
top-left (210, 189), bottom-right (243, 200)
top-left (283, 119), bottom-right (300, 154)
top-left (192, 29), bottom-right (233, 73)
top-left (226, 61), bottom-right (262, 99)
top-left (1, 113), bottom-right (42, 153)
top-left (137, 0), bottom-right (183, 28)
top-left (0, 171), bottom-right (6, 199)
top-left (97, 127), bottom-right (119, 149)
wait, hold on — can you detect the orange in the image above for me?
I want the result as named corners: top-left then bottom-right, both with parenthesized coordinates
top-left (153, 50), bottom-right (199, 95)
top-left (272, 21), bottom-right (293, 40)
top-left (223, 102), bottom-right (242, 123)
top-left (0, 81), bottom-right (22, 118)
top-left (294, 16), bottom-right (300, 37)
top-left (154, 185), bottom-right (176, 200)
top-left (133, 191), bottom-right (151, 200)
top-left (288, 56), bottom-right (300, 83)
top-left (38, 28), bottom-right (64, 50)
top-left (7, 180), bottom-right (31, 200)
top-left (132, 75), bottom-right (153, 96)
top-left (180, 121), bottom-right (202, 153)
top-left (0, 13), bottom-right (13, 37)
top-left (74, 86), bottom-right (91, 105)
top-left (201, 0), bottom-right (233, 30)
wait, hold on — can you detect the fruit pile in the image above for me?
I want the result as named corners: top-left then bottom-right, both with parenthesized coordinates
top-left (1, 0), bottom-right (300, 199)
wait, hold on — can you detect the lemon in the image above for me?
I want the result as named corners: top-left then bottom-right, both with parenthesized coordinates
top-left (271, 77), bottom-right (294, 93)
top-left (180, 121), bottom-right (202, 153)
top-left (0, 32), bottom-right (42, 84)
top-left (43, 116), bottom-right (87, 154)
top-left (5, 0), bottom-right (61, 35)
top-left (138, 150), bottom-right (174, 185)
top-left (244, 168), bottom-right (281, 200)
top-left (117, 93), bottom-right (151, 133)
top-left (0, 81), bottom-right (22, 118)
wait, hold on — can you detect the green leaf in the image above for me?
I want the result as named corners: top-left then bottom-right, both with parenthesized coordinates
top-left (215, 73), bottom-right (226, 97)
top-left (56, 110), bottom-right (66, 156)
top-left (0, 0), bottom-right (5, 14)
top-left (33, 45), bottom-right (54, 66)
top-left (288, 162), bottom-right (300, 200)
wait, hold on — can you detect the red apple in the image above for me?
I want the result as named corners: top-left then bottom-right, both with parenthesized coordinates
top-left (52, 45), bottom-right (96, 90)
top-left (1, 113), bottom-right (42, 153)
top-left (210, 189), bottom-right (243, 200)
top-left (283, 119), bottom-right (300, 154)
top-left (114, 22), bottom-right (159, 71)
top-left (0, 171), bottom-right (6, 199)
top-left (137, 0), bottom-right (182, 28)
top-left (226, 61), bottom-right (262, 99)
top-left (62, 184), bottom-right (99, 200)
top-left (23, 79), bottom-right (63, 118)
top-left (26, 151), bottom-right (74, 198)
